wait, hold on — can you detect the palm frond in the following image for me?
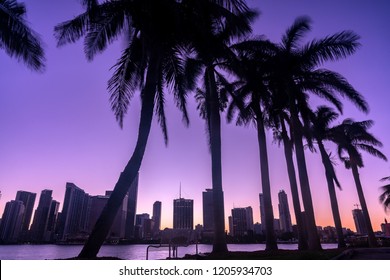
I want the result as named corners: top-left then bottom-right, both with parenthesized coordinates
top-left (379, 184), bottom-right (390, 213)
top-left (84, 3), bottom-right (126, 60)
top-left (380, 176), bottom-right (390, 182)
top-left (183, 56), bottom-right (203, 91)
top-left (300, 30), bottom-right (360, 67)
top-left (306, 69), bottom-right (368, 113)
top-left (107, 40), bottom-right (145, 127)
top-left (54, 11), bottom-right (90, 46)
top-left (281, 16), bottom-right (311, 52)
top-left (355, 144), bottom-right (387, 161)
top-left (81, 0), bottom-right (98, 10)
top-left (0, 0), bottom-right (45, 70)
top-left (155, 71), bottom-right (168, 145)
top-left (211, 0), bottom-right (251, 14)
top-left (163, 47), bottom-right (190, 126)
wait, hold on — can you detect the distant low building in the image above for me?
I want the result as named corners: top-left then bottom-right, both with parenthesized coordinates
top-left (381, 219), bottom-right (390, 237)
top-left (253, 223), bottom-right (262, 235)
top-left (231, 207), bottom-right (254, 237)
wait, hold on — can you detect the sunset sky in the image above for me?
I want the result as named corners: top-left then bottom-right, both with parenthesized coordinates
top-left (1, 0), bottom-right (389, 233)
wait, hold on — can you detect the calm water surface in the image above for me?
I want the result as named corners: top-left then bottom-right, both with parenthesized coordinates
top-left (0, 243), bottom-right (338, 260)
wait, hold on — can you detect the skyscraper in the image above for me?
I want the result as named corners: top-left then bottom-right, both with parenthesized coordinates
top-left (202, 189), bottom-right (214, 232)
top-left (135, 213), bottom-right (150, 239)
top-left (45, 200), bottom-right (60, 242)
top-left (86, 190), bottom-right (129, 240)
top-left (15, 191), bottom-right (36, 240)
top-left (278, 190), bottom-right (293, 232)
top-left (125, 173), bottom-right (139, 239)
top-left (152, 201), bottom-right (162, 234)
top-left (59, 183), bottom-right (90, 240)
top-left (231, 208), bottom-right (248, 237)
top-left (352, 208), bottom-right (368, 235)
top-left (173, 198), bottom-right (193, 230)
top-left (30, 189), bottom-right (53, 242)
top-left (245, 206), bottom-right (254, 231)
top-left (0, 200), bottom-right (25, 243)
top-left (104, 190), bottom-right (128, 239)
top-left (259, 193), bottom-right (266, 232)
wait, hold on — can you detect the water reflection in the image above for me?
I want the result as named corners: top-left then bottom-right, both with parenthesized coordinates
top-left (0, 243), bottom-right (338, 260)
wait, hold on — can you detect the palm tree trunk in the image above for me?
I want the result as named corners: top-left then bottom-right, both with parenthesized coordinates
top-left (280, 119), bottom-right (308, 250)
top-left (290, 108), bottom-right (322, 250)
top-left (78, 54), bottom-right (160, 259)
top-left (317, 141), bottom-right (346, 248)
top-left (206, 68), bottom-right (227, 253)
top-left (351, 163), bottom-right (378, 247)
top-left (254, 106), bottom-right (277, 250)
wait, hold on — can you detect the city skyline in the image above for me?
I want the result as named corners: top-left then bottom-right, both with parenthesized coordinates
top-left (1, 184), bottom-right (382, 236)
top-left (1, 0), bottom-right (390, 235)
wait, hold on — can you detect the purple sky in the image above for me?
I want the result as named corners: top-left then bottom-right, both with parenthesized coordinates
top-left (1, 0), bottom-right (389, 232)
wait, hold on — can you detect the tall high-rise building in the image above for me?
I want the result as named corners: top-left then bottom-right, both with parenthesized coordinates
top-left (125, 173), bottom-right (139, 239)
top-left (259, 193), bottom-right (266, 232)
top-left (245, 206), bottom-right (254, 231)
top-left (87, 191), bottom-right (128, 240)
top-left (0, 200), bottom-right (25, 243)
top-left (88, 195), bottom-right (108, 233)
top-left (30, 189), bottom-right (53, 242)
top-left (352, 208), bottom-right (368, 235)
top-left (173, 198), bottom-right (193, 229)
top-left (152, 201), bottom-right (162, 234)
top-left (15, 191), bottom-right (36, 240)
top-left (202, 189), bottom-right (214, 232)
top-left (278, 190), bottom-right (293, 232)
top-left (59, 183), bottom-right (90, 240)
top-left (105, 191), bottom-right (128, 239)
top-left (231, 208), bottom-right (247, 237)
top-left (44, 200), bottom-right (60, 242)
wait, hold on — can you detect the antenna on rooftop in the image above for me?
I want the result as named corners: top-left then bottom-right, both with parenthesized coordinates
top-left (179, 182), bottom-right (181, 199)
top-left (354, 203), bottom-right (360, 209)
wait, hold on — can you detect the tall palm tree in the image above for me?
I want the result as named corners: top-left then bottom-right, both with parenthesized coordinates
top-left (188, 6), bottom-right (257, 253)
top-left (329, 119), bottom-right (387, 247)
top-left (55, 0), bottom-right (193, 258)
top-left (226, 39), bottom-right (280, 250)
top-left (308, 106), bottom-right (346, 248)
top-left (0, 0), bottom-right (45, 70)
top-left (268, 16), bottom-right (367, 250)
top-left (55, 0), bottom-right (254, 258)
top-left (379, 176), bottom-right (390, 212)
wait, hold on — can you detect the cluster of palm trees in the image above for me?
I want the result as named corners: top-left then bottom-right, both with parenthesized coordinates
top-left (2, 0), bottom-right (388, 258)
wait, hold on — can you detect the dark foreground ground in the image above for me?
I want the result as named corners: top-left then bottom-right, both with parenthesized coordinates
top-left (67, 247), bottom-right (390, 260)
top-left (181, 247), bottom-right (390, 260)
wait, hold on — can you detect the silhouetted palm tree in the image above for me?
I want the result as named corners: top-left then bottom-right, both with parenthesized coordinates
top-left (227, 39), bottom-right (280, 250)
top-left (55, 0), bottom-right (194, 258)
top-left (189, 5), bottom-right (257, 253)
top-left (0, 0), bottom-right (45, 70)
top-left (55, 0), bottom-right (255, 258)
top-left (379, 176), bottom-right (390, 212)
top-left (268, 16), bottom-right (367, 250)
top-left (308, 106), bottom-right (346, 248)
top-left (274, 113), bottom-right (308, 250)
top-left (329, 119), bottom-right (387, 247)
